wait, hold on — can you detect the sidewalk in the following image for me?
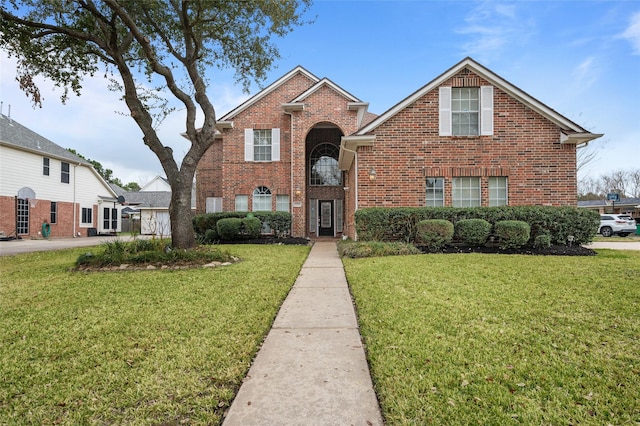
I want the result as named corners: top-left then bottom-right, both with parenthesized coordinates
top-left (222, 241), bottom-right (383, 425)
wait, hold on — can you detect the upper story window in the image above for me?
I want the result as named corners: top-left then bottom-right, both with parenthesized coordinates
top-left (309, 143), bottom-right (341, 186)
top-left (452, 88), bottom-right (479, 136)
top-left (61, 162), bottom-right (70, 184)
top-left (244, 128), bottom-right (280, 162)
top-left (43, 158), bottom-right (50, 176)
top-left (439, 85), bottom-right (493, 136)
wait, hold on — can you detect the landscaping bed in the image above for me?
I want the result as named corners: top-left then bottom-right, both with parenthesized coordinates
top-left (418, 243), bottom-right (596, 256)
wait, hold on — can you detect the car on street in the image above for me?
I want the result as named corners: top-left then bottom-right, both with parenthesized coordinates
top-left (598, 214), bottom-right (637, 237)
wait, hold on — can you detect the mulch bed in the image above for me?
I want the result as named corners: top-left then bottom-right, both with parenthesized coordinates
top-left (418, 244), bottom-right (596, 256)
top-left (218, 236), bottom-right (596, 256)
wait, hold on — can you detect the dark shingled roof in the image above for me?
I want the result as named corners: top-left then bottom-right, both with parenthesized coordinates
top-left (0, 114), bottom-right (91, 165)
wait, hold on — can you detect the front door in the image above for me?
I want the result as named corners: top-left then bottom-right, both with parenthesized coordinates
top-left (318, 200), bottom-right (334, 237)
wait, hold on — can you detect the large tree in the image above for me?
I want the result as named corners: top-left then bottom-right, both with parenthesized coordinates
top-left (1, 0), bottom-right (311, 248)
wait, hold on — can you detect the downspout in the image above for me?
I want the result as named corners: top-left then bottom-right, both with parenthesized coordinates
top-left (73, 163), bottom-right (80, 237)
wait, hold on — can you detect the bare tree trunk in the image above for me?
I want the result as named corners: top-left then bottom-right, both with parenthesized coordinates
top-left (167, 168), bottom-right (197, 249)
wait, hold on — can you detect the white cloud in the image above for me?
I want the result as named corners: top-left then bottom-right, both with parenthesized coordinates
top-left (573, 56), bottom-right (600, 91)
top-left (620, 11), bottom-right (640, 54)
top-left (456, 1), bottom-right (535, 62)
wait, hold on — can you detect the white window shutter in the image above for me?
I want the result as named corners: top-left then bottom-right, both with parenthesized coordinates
top-left (336, 199), bottom-right (343, 233)
top-left (244, 128), bottom-right (254, 161)
top-left (480, 86), bottom-right (494, 136)
top-left (439, 86), bottom-right (452, 136)
top-left (271, 128), bottom-right (280, 161)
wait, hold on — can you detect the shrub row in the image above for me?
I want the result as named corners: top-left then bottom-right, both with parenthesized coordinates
top-left (355, 206), bottom-right (600, 246)
top-left (193, 211), bottom-right (292, 242)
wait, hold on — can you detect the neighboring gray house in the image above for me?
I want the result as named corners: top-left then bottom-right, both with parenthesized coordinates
top-left (116, 176), bottom-right (195, 237)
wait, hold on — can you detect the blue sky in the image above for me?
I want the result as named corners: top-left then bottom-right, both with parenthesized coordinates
top-left (1, 0), bottom-right (638, 185)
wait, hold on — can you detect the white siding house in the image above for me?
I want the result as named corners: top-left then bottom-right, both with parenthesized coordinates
top-left (0, 113), bottom-right (122, 239)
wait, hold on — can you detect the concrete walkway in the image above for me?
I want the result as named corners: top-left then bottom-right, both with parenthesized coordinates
top-left (222, 241), bottom-right (383, 425)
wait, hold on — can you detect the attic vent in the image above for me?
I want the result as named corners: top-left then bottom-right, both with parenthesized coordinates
top-left (460, 68), bottom-right (470, 75)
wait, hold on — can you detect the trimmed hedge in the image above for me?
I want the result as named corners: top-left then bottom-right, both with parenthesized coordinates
top-left (217, 218), bottom-right (242, 240)
top-left (193, 211), bottom-right (292, 242)
top-left (416, 219), bottom-right (454, 249)
top-left (454, 218), bottom-right (492, 246)
top-left (494, 220), bottom-right (530, 249)
top-left (355, 206), bottom-right (600, 246)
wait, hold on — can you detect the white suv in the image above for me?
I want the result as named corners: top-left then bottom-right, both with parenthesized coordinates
top-left (598, 214), bottom-right (637, 237)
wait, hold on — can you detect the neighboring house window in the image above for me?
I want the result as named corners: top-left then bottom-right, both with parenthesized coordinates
top-left (103, 207), bottom-right (117, 230)
top-left (61, 162), bottom-right (70, 184)
top-left (43, 158), bottom-right (50, 176)
top-left (276, 195), bottom-right (290, 212)
top-left (244, 128), bottom-right (280, 162)
top-left (452, 88), bottom-right (479, 136)
top-left (489, 177), bottom-right (508, 206)
top-left (425, 178), bottom-right (444, 207)
top-left (252, 186), bottom-right (272, 211)
top-left (439, 86), bottom-right (493, 136)
top-left (50, 201), bottom-right (57, 224)
top-left (17, 198), bottom-right (29, 235)
top-left (81, 207), bottom-right (93, 225)
top-left (452, 177), bottom-right (481, 207)
top-left (206, 197), bottom-right (223, 213)
top-left (235, 195), bottom-right (248, 211)
top-left (310, 143), bottom-right (341, 186)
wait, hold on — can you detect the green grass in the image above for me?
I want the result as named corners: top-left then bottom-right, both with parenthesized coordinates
top-left (592, 234), bottom-right (640, 242)
top-left (344, 250), bottom-right (640, 424)
top-left (0, 244), bottom-right (310, 425)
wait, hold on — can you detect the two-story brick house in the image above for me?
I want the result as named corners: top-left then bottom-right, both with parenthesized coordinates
top-left (196, 57), bottom-right (602, 239)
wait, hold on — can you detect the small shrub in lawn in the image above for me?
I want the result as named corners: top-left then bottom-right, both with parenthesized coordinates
top-left (494, 220), bottom-right (530, 249)
top-left (454, 218), bottom-right (492, 246)
top-left (217, 218), bottom-right (242, 240)
top-left (416, 219), bottom-right (454, 249)
top-left (241, 216), bottom-right (262, 238)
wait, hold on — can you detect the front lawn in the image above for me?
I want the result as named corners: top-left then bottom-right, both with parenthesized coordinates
top-left (344, 250), bottom-right (640, 424)
top-left (0, 244), bottom-right (310, 425)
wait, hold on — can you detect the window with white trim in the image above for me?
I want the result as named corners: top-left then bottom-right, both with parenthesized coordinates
top-left (252, 186), bottom-right (272, 211)
top-left (61, 162), bottom-right (70, 184)
top-left (426, 178), bottom-right (444, 207)
top-left (276, 195), bottom-right (290, 212)
top-left (452, 88), bottom-right (479, 136)
top-left (50, 201), bottom-right (57, 224)
top-left (43, 158), bottom-right (50, 176)
top-left (244, 128), bottom-right (280, 162)
top-left (206, 197), bottom-right (223, 213)
top-left (439, 86), bottom-right (493, 136)
top-left (452, 177), bottom-right (481, 207)
top-left (489, 177), bottom-right (508, 206)
top-left (235, 195), bottom-right (248, 212)
top-left (81, 207), bottom-right (93, 225)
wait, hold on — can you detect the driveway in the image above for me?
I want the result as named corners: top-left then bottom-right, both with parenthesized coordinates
top-left (0, 236), bottom-right (147, 256)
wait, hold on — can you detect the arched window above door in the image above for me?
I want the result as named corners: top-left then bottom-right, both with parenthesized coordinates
top-left (309, 143), bottom-right (341, 186)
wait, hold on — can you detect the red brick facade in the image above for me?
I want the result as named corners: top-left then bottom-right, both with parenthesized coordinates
top-left (196, 59), bottom-right (601, 239)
